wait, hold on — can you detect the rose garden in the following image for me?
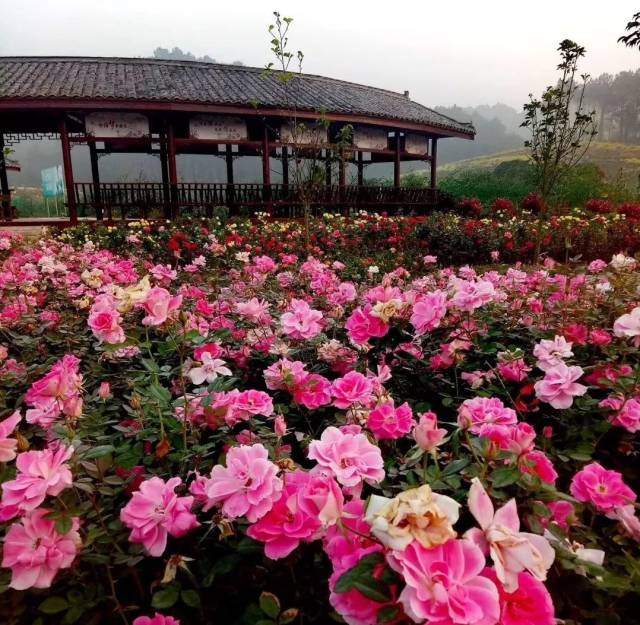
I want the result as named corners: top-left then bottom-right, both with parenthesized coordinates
top-left (0, 210), bottom-right (637, 625)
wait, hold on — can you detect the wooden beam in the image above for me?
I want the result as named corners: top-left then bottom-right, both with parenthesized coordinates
top-left (59, 118), bottom-right (77, 225)
top-left (167, 122), bottom-right (179, 219)
top-left (88, 141), bottom-right (103, 220)
top-left (0, 98), bottom-right (475, 140)
top-left (430, 137), bottom-right (438, 190)
top-left (0, 133), bottom-right (10, 221)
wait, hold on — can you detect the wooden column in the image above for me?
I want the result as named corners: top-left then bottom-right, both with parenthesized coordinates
top-left (338, 149), bottom-right (346, 211)
top-left (59, 118), bottom-right (77, 225)
top-left (430, 137), bottom-right (438, 191)
top-left (88, 140), bottom-right (103, 220)
top-left (225, 144), bottom-right (235, 207)
top-left (357, 151), bottom-right (364, 186)
top-left (261, 124), bottom-right (272, 212)
top-left (0, 133), bottom-right (10, 221)
top-left (281, 146), bottom-right (289, 186)
top-left (159, 132), bottom-right (170, 216)
top-left (167, 122), bottom-right (178, 219)
top-left (325, 150), bottom-right (332, 187)
top-left (393, 131), bottom-right (401, 189)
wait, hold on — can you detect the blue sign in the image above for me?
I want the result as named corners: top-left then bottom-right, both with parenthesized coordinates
top-left (41, 165), bottom-right (64, 198)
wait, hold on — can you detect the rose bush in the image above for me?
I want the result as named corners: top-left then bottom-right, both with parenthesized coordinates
top-left (0, 217), bottom-right (637, 624)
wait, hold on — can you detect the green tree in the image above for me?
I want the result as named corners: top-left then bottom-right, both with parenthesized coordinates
top-left (521, 40), bottom-right (597, 255)
top-left (618, 11), bottom-right (640, 49)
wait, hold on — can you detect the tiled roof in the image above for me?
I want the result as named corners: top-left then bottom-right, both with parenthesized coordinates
top-left (0, 57), bottom-right (474, 137)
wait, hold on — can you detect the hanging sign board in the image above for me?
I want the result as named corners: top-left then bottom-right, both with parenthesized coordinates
top-left (405, 133), bottom-right (429, 155)
top-left (353, 126), bottom-right (388, 151)
top-left (280, 122), bottom-right (328, 145)
top-left (189, 115), bottom-right (248, 141)
top-left (85, 112), bottom-right (149, 138)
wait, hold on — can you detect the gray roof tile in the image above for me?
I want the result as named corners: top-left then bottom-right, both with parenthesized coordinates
top-left (0, 57), bottom-right (474, 136)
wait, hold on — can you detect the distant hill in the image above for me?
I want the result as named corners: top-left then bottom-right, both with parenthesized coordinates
top-left (437, 143), bottom-right (640, 181)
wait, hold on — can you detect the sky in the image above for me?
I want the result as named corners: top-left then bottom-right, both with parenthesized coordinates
top-left (1, 0), bottom-right (639, 109)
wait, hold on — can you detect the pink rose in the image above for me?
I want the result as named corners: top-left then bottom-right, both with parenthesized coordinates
top-left (345, 307), bottom-right (389, 346)
top-left (0, 445), bottom-right (74, 520)
top-left (194, 444), bottom-right (282, 522)
top-left (534, 363), bottom-right (587, 409)
top-left (281, 299), bottom-right (324, 340)
top-left (308, 426), bottom-right (384, 487)
top-left (390, 539), bottom-right (500, 625)
top-left (410, 290), bottom-right (448, 336)
top-left (413, 411), bottom-right (447, 451)
top-left (140, 287), bottom-right (182, 326)
top-left (482, 569), bottom-right (555, 625)
top-left (367, 401), bottom-right (414, 440)
top-left (331, 371), bottom-right (374, 410)
top-left (1, 508), bottom-right (80, 589)
top-left (570, 462), bottom-right (636, 513)
top-left (120, 476), bottom-right (198, 556)
top-left (246, 470), bottom-right (322, 559)
top-left (0, 411), bottom-right (21, 462)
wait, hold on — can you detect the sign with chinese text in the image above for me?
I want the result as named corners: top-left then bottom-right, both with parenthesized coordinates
top-left (353, 126), bottom-right (388, 151)
top-left (404, 134), bottom-right (429, 155)
top-left (280, 122), bottom-right (328, 145)
top-left (85, 112), bottom-right (149, 138)
top-left (189, 115), bottom-right (247, 141)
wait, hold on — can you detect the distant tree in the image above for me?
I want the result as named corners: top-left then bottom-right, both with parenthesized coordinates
top-left (522, 40), bottom-right (597, 202)
top-left (152, 47), bottom-right (216, 63)
top-left (618, 12), bottom-right (640, 49)
top-left (522, 39), bottom-right (597, 255)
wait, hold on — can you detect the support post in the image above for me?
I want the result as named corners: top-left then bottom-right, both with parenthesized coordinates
top-left (225, 144), bottom-right (235, 207)
top-left (159, 131), bottom-right (170, 216)
top-left (430, 137), bottom-right (438, 199)
top-left (394, 131), bottom-right (401, 189)
top-left (261, 124), bottom-right (272, 213)
top-left (88, 140), bottom-right (103, 220)
top-left (167, 122), bottom-right (178, 219)
top-left (325, 150), bottom-right (332, 186)
top-left (338, 148), bottom-right (346, 212)
top-left (281, 146), bottom-right (289, 187)
top-left (59, 118), bottom-right (77, 225)
top-left (357, 151), bottom-right (364, 187)
top-left (0, 133), bottom-right (11, 221)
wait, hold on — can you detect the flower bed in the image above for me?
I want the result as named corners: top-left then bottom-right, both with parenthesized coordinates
top-left (0, 218), bottom-right (638, 625)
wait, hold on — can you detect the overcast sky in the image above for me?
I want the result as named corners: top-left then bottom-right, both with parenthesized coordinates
top-left (1, 0), bottom-right (639, 109)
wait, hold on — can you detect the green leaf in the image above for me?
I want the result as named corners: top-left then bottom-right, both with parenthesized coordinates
top-left (377, 605), bottom-right (401, 623)
top-left (491, 466), bottom-right (521, 488)
top-left (55, 515), bottom-right (73, 535)
top-left (181, 589), bottom-right (201, 608)
top-left (441, 457), bottom-right (471, 476)
top-left (39, 597), bottom-right (69, 614)
top-left (84, 445), bottom-right (115, 460)
top-left (63, 605), bottom-right (85, 624)
top-left (152, 585), bottom-right (180, 609)
top-left (260, 592), bottom-right (281, 618)
top-left (352, 579), bottom-right (391, 603)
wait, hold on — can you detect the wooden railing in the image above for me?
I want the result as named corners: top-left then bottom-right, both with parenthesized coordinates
top-left (73, 182), bottom-right (437, 218)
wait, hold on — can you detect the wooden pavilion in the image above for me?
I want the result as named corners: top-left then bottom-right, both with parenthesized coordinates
top-left (0, 57), bottom-right (474, 225)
